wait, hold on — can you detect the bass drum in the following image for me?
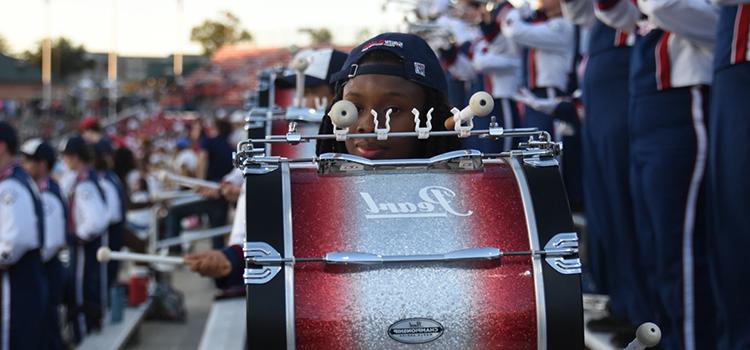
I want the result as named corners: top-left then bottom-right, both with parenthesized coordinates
top-left (244, 153), bottom-right (583, 349)
top-left (243, 117), bottom-right (319, 158)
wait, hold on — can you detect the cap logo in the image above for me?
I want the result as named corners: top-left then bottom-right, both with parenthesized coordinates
top-left (362, 39), bottom-right (403, 52)
top-left (414, 62), bottom-right (426, 77)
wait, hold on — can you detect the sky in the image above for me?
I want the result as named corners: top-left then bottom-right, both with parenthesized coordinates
top-left (0, 0), bottom-right (409, 57)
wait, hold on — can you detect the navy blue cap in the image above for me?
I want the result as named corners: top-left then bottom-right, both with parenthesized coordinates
top-left (330, 32), bottom-right (448, 94)
top-left (277, 48), bottom-right (348, 88)
top-left (61, 135), bottom-right (91, 161)
top-left (20, 138), bottom-right (56, 168)
top-left (0, 121), bottom-right (18, 154)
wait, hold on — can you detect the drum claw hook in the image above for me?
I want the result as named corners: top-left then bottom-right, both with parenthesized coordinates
top-left (373, 109), bottom-right (391, 140)
top-left (450, 107), bottom-right (474, 138)
top-left (413, 108), bottom-right (433, 139)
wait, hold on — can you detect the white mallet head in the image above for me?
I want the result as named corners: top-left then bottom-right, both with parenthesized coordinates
top-left (97, 247), bottom-right (112, 262)
top-left (329, 100), bottom-right (359, 128)
top-left (468, 91), bottom-right (494, 117)
top-left (636, 322), bottom-right (661, 347)
top-left (291, 57), bottom-right (310, 72)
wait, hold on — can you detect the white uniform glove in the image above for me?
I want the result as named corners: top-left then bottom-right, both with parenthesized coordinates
top-left (513, 88), bottom-right (560, 115)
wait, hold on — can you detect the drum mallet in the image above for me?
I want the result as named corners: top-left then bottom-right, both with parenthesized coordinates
top-left (97, 247), bottom-right (184, 265)
top-left (291, 56), bottom-right (310, 108)
top-left (444, 91), bottom-right (494, 130)
top-left (624, 322), bottom-right (661, 350)
top-left (155, 170), bottom-right (221, 190)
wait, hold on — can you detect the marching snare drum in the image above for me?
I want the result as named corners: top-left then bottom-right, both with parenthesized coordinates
top-left (242, 151), bottom-right (583, 350)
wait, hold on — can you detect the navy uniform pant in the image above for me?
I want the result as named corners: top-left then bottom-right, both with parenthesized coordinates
top-left (65, 237), bottom-right (102, 344)
top-left (582, 47), bottom-right (653, 325)
top-left (525, 88), bottom-right (584, 211)
top-left (0, 250), bottom-right (47, 350)
top-left (707, 62), bottom-right (750, 350)
top-left (630, 86), bottom-right (715, 350)
top-left (107, 222), bottom-right (125, 287)
top-left (44, 257), bottom-right (65, 350)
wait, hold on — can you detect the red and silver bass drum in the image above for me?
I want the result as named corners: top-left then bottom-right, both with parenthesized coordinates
top-left (244, 68), bottom-right (324, 159)
top-left (239, 149), bottom-right (583, 349)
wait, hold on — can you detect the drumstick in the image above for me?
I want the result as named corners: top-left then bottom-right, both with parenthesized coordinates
top-left (444, 91), bottom-right (494, 131)
top-left (156, 170), bottom-right (221, 190)
top-left (444, 117), bottom-right (456, 130)
top-left (97, 247), bottom-right (184, 265)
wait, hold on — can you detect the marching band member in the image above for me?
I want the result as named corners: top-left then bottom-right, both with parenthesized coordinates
top-left (60, 135), bottom-right (109, 343)
top-left (561, 0), bottom-right (651, 340)
top-left (320, 32), bottom-right (461, 158)
top-left (187, 33), bottom-right (462, 281)
top-left (432, 0), bottom-right (484, 107)
top-left (20, 139), bottom-right (67, 350)
top-left (469, 0), bottom-right (522, 152)
top-left (707, 1), bottom-right (750, 348)
top-left (0, 122), bottom-right (47, 350)
top-left (596, 0), bottom-right (720, 348)
top-left (92, 141), bottom-right (127, 309)
top-left (502, 0), bottom-right (576, 136)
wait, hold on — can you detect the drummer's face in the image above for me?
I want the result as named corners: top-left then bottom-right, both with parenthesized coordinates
top-left (343, 74), bottom-right (425, 159)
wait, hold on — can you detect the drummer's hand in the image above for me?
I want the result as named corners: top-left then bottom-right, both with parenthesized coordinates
top-left (195, 186), bottom-right (220, 199)
top-left (220, 182), bottom-right (241, 202)
top-left (184, 250), bottom-right (232, 278)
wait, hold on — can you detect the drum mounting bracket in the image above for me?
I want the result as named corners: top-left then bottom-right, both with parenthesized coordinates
top-left (243, 242), bottom-right (283, 285)
top-left (543, 232), bottom-right (582, 275)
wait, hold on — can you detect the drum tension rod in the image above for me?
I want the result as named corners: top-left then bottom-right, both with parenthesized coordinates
top-left (246, 247), bottom-right (578, 266)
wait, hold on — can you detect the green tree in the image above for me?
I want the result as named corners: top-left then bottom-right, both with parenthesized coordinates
top-left (355, 28), bottom-right (372, 43)
top-left (298, 28), bottom-right (333, 46)
top-left (0, 34), bottom-right (9, 55)
top-left (190, 11), bottom-right (253, 57)
top-left (23, 37), bottom-right (94, 81)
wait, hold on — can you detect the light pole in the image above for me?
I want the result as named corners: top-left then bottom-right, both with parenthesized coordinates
top-left (108, 0), bottom-right (118, 120)
top-left (173, 0), bottom-right (184, 82)
top-left (42, 0), bottom-right (51, 118)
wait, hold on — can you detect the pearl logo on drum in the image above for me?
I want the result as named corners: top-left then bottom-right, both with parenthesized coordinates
top-left (388, 318), bottom-right (444, 344)
top-left (360, 185), bottom-right (473, 219)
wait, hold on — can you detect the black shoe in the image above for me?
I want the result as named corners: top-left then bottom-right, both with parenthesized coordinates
top-left (587, 315), bottom-right (635, 333)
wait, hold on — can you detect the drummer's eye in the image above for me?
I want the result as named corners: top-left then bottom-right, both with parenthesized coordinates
top-left (386, 107), bottom-right (401, 115)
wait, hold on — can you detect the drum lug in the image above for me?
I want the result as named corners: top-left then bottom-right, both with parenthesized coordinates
top-left (243, 242), bottom-right (282, 285)
top-left (234, 140), bottom-right (281, 175)
top-left (233, 140), bottom-right (276, 174)
top-left (523, 155), bottom-right (559, 168)
top-left (543, 232), bottom-right (582, 275)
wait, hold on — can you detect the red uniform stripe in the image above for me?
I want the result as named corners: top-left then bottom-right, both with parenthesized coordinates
top-left (656, 32), bottom-right (672, 90)
top-left (528, 48), bottom-right (537, 89)
top-left (731, 4), bottom-right (750, 64)
top-left (484, 74), bottom-right (493, 96)
top-left (614, 30), bottom-right (628, 47)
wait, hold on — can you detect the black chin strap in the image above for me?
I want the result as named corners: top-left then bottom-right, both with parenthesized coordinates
top-left (330, 63), bottom-right (406, 83)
